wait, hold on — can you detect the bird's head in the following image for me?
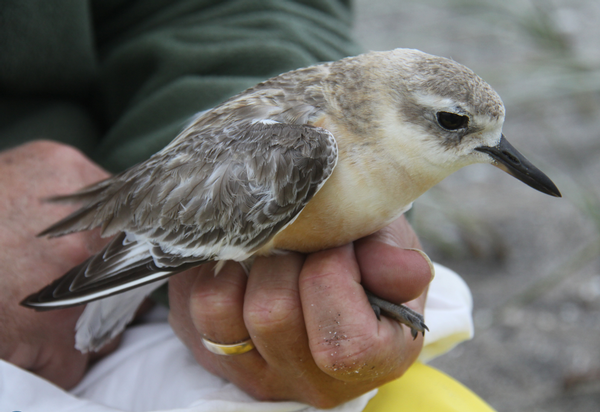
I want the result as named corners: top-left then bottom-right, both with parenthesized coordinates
top-left (358, 48), bottom-right (561, 197)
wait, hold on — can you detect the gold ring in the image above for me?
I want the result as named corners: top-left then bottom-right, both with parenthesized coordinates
top-left (201, 337), bottom-right (255, 356)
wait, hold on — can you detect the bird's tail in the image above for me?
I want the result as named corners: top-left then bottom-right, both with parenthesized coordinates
top-left (20, 232), bottom-right (198, 310)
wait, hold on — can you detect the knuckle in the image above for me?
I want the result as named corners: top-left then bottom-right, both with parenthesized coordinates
top-left (245, 289), bottom-right (300, 334)
top-left (189, 283), bottom-right (243, 324)
top-left (183, 265), bottom-right (249, 340)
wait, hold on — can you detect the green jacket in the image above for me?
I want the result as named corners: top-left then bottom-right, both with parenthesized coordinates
top-left (1, 0), bottom-right (360, 172)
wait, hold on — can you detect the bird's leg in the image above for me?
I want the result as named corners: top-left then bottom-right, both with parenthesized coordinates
top-left (365, 290), bottom-right (428, 340)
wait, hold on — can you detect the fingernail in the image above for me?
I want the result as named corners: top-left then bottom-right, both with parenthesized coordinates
top-left (405, 248), bottom-right (435, 281)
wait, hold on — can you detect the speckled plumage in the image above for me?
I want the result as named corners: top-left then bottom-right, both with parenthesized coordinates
top-left (22, 48), bottom-right (559, 351)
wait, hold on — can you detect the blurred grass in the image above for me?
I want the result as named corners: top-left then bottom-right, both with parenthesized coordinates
top-left (449, 0), bottom-right (599, 100)
top-left (449, 0), bottom-right (572, 53)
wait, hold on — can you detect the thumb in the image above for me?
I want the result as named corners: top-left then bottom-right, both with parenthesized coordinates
top-left (354, 216), bottom-right (434, 303)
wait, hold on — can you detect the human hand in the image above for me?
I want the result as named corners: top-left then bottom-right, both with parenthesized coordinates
top-left (0, 141), bottom-right (116, 389)
top-left (168, 215), bottom-right (432, 408)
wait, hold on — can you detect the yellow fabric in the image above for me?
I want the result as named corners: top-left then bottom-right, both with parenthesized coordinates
top-left (363, 362), bottom-right (496, 412)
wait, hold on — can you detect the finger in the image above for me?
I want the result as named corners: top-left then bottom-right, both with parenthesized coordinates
top-left (299, 243), bottom-right (409, 382)
top-left (188, 261), bottom-right (250, 345)
top-left (169, 261), bottom-right (267, 380)
top-left (168, 266), bottom-right (205, 344)
top-left (355, 218), bottom-right (434, 304)
top-left (244, 252), bottom-right (310, 368)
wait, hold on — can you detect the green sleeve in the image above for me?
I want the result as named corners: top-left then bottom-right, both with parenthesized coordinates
top-left (0, 0), bottom-right (360, 171)
top-left (92, 0), bottom-right (360, 171)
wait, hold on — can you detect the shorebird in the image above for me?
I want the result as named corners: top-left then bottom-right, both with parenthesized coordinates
top-left (22, 48), bottom-right (561, 352)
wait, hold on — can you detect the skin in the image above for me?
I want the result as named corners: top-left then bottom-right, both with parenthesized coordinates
top-left (0, 141), bottom-right (432, 409)
top-left (169, 217), bottom-right (431, 408)
top-left (0, 141), bottom-right (116, 389)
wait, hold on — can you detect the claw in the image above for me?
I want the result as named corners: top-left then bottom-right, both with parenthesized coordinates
top-left (365, 289), bottom-right (428, 338)
top-left (371, 304), bottom-right (381, 321)
top-left (411, 328), bottom-right (418, 340)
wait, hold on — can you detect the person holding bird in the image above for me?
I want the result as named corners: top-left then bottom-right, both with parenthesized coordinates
top-left (0, 1), bottom-right (558, 411)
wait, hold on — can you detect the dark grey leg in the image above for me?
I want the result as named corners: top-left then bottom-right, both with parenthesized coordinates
top-left (365, 290), bottom-right (428, 340)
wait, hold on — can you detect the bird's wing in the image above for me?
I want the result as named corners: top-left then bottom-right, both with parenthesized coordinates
top-left (24, 121), bottom-right (337, 308)
top-left (21, 232), bottom-right (189, 308)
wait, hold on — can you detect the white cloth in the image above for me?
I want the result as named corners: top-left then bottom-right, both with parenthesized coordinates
top-left (1, 263), bottom-right (472, 412)
top-left (420, 263), bottom-right (474, 362)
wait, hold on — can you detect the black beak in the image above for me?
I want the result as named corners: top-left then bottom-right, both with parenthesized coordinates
top-left (475, 135), bottom-right (561, 198)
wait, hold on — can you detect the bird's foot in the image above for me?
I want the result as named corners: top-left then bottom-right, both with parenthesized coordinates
top-left (365, 290), bottom-right (428, 340)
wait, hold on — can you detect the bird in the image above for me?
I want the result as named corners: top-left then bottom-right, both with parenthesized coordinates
top-left (21, 48), bottom-right (561, 352)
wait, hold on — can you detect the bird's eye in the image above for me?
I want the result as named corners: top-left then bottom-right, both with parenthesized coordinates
top-left (436, 112), bottom-right (469, 131)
